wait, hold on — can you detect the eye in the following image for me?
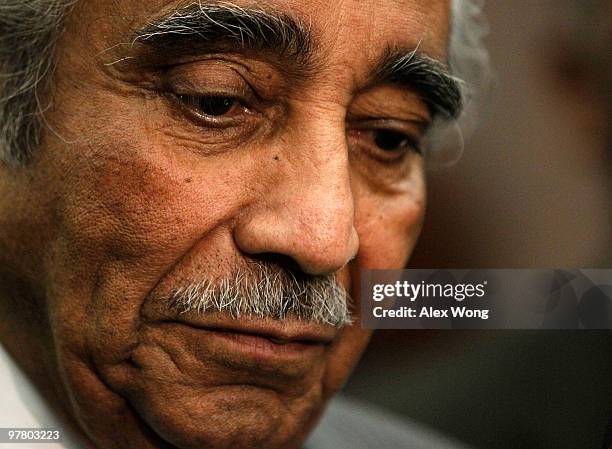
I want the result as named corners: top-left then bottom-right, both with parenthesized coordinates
top-left (373, 129), bottom-right (419, 154)
top-left (176, 94), bottom-right (242, 118)
top-left (361, 128), bottom-right (422, 158)
top-left (347, 116), bottom-right (425, 162)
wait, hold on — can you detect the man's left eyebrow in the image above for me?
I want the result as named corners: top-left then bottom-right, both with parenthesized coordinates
top-left (370, 47), bottom-right (463, 120)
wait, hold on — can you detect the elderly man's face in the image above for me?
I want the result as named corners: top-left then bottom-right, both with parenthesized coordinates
top-left (0, 0), bottom-right (451, 448)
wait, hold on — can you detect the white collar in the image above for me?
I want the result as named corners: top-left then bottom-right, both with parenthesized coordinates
top-left (0, 343), bottom-right (84, 449)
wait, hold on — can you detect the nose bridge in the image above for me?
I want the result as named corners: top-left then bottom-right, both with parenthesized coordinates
top-left (291, 127), bottom-right (356, 249)
top-left (234, 112), bottom-right (359, 275)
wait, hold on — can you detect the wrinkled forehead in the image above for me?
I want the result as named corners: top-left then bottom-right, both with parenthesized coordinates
top-left (68, 0), bottom-right (451, 65)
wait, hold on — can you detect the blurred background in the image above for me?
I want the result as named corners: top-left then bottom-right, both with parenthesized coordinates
top-left (345, 1), bottom-right (612, 448)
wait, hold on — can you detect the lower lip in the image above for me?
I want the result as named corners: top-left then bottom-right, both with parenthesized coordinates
top-left (213, 330), bottom-right (324, 355)
top-left (174, 323), bottom-right (328, 363)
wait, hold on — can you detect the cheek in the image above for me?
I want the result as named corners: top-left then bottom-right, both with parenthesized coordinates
top-left (355, 190), bottom-right (426, 270)
top-left (40, 116), bottom-right (266, 365)
top-left (322, 183), bottom-right (425, 395)
top-left (322, 326), bottom-right (373, 397)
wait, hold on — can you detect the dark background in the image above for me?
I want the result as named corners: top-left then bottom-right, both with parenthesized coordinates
top-left (345, 1), bottom-right (612, 448)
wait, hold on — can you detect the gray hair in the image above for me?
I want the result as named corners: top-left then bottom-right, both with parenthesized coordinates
top-left (0, 0), bottom-right (75, 167)
top-left (0, 0), bottom-right (489, 166)
top-left (448, 0), bottom-right (490, 142)
top-left (164, 261), bottom-right (352, 327)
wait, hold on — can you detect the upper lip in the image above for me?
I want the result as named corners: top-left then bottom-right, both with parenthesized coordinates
top-left (173, 314), bottom-right (337, 345)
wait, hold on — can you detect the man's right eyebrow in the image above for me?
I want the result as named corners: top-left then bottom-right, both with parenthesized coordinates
top-left (129, 2), bottom-right (315, 70)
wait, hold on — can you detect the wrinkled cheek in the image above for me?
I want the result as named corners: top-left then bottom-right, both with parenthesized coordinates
top-left (42, 136), bottom-right (251, 367)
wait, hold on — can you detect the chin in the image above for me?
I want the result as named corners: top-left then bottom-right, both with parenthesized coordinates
top-left (125, 386), bottom-right (322, 449)
top-left (79, 352), bottom-right (327, 449)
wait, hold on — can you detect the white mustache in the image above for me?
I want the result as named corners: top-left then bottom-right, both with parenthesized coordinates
top-left (165, 262), bottom-right (352, 327)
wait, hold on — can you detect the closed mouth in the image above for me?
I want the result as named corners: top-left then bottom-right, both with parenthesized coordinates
top-left (173, 315), bottom-right (336, 347)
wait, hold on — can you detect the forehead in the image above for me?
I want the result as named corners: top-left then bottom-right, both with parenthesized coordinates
top-left (71, 0), bottom-right (451, 61)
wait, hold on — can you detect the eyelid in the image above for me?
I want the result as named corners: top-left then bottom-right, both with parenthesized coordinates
top-left (165, 73), bottom-right (263, 125)
top-left (169, 93), bottom-right (255, 131)
top-left (164, 61), bottom-right (257, 100)
top-left (347, 118), bottom-right (425, 161)
top-left (348, 117), bottom-right (427, 148)
top-left (163, 63), bottom-right (286, 134)
top-left (175, 92), bottom-right (250, 110)
top-left (348, 114), bottom-right (430, 132)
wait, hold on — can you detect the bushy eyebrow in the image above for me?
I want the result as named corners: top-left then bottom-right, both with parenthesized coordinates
top-left (131, 2), bottom-right (463, 120)
top-left (373, 47), bottom-right (463, 120)
top-left (132, 2), bottom-right (315, 70)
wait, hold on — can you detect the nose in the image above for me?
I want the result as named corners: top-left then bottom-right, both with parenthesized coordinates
top-left (233, 123), bottom-right (359, 276)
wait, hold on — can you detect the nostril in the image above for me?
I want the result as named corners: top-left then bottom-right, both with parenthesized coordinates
top-left (249, 253), bottom-right (305, 276)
